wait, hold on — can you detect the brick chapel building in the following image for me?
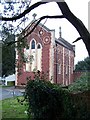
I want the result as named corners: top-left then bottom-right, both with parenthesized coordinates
top-left (15, 16), bottom-right (75, 86)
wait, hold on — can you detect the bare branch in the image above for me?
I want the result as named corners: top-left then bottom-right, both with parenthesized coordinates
top-left (6, 15), bottom-right (64, 46)
top-left (1, 1), bottom-right (90, 55)
top-left (1, 2), bottom-right (47, 21)
top-left (73, 37), bottom-right (82, 43)
top-left (22, 15), bottom-right (64, 39)
top-left (57, 2), bottom-right (90, 56)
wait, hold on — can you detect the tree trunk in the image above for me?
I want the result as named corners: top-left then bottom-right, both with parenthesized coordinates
top-left (57, 2), bottom-right (90, 56)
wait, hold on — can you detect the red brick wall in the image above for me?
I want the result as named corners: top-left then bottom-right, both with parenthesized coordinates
top-left (17, 25), bottom-right (51, 85)
top-left (54, 44), bottom-right (75, 85)
top-left (54, 44), bottom-right (63, 84)
top-left (16, 24), bottom-right (75, 86)
top-left (73, 72), bottom-right (85, 81)
top-left (42, 44), bottom-right (50, 80)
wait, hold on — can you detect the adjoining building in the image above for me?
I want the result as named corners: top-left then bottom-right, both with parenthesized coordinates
top-left (15, 16), bottom-right (75, 86)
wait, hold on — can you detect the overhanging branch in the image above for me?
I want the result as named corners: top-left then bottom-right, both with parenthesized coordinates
top-left (73, 37), bottom-right (82, 43)
top-left (1, 2), bottom-right (47, 21)
top-left (1, 1), bottom-right (90, 55)
top-left (6, 15), bottom-right (64, 46)
top-left (57, 2), bottom-right (90, 56)
top-left (22, 15), bottom-right (64, 39)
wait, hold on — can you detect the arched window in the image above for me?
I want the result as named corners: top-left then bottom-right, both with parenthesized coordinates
top-left (37, 43), bottom-right (41, 49)
top-left (25, 40), bottom-right (42, 72)
top-left (31, 40), bottom-right (35, 49)
top-left (37, 43), bottom-right (42, 71)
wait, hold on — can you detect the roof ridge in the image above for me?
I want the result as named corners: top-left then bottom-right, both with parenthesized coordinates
top-left (25, 20), bottom-right (51, 32)
top-left (55, 37), bottom-right (74, 51)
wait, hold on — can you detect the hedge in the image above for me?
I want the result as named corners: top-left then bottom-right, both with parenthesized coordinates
top-left (24, 77), bottom-right (90, 120)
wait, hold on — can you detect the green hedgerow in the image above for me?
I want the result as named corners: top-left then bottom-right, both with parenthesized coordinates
top-left (25, 78), bottom-right (73, 120)
top-left (24, 72), bottom-right (90, 120)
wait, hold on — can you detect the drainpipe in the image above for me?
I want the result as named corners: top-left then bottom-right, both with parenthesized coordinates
top-left (56, 43), bottom-right (57, 84)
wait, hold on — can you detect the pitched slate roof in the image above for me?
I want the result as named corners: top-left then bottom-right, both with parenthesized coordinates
top-left (38, 22), bottom-right (75, 52)
top-left (24, 19), bottom-right (75, 52)
top-left (55, 37), bottom-right (75, 52)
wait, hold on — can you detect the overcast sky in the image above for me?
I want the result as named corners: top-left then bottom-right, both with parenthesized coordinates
top-left (27, 0), bottom-right (89, 64)
top-left (0, 0), bottom-right (89, 64)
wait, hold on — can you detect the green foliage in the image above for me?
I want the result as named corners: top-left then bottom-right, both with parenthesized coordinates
top-left (25, 77), bottom-right (73, 120)
top-left (0, 1), bottom-right (31, 77)
top-left (68, 72), bottom-right (90, 92)
top-left (24, 74), bottom-right (90, 120)
top-left (0, 1), bottom-right (30, 35)
top-left (2, 31), bottom-right (15, 77)
top-left (16, 35), bottom-right (32, 74)
top-left (75, 57), bottom-right (90, 71)
top-left (70, 91), bottom-right (90, 120)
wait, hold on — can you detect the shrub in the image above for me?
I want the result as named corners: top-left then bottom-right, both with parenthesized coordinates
top-left (71, 91), bottom-right (90, 120)
top-left (24, 73), bottom-right (90, 120)
top-left (25, 78), bottom-right (72, 120)
top-left (68, 72), bottom-right (90, 92)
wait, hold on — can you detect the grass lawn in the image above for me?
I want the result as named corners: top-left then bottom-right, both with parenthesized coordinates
top-left (0, 85), bottom-right (2, 88)
top-left (0, 85), bottom-right (14, 88)
top-left (0, 96), bottom-right (29, 119)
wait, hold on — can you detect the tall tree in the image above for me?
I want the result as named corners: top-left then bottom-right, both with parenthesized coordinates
top-left (0, 1), bottom-right (31, 77)
top-left (2, 26), bottom-right (15, 77)
top-left (75, 57), bottom-right (90, 71)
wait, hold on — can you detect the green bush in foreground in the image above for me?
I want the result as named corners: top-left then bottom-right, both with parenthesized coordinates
top-left (25, 75), bottom-right (90, 120)
top-left (25, 79), bottom-right (71, 120)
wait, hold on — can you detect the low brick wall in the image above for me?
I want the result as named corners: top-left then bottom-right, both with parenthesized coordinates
top-left (73, 71), bottom-right (88, 81)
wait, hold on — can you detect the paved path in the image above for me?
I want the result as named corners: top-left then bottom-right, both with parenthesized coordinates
top-left (0, 87), bottom-right (25, 100)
